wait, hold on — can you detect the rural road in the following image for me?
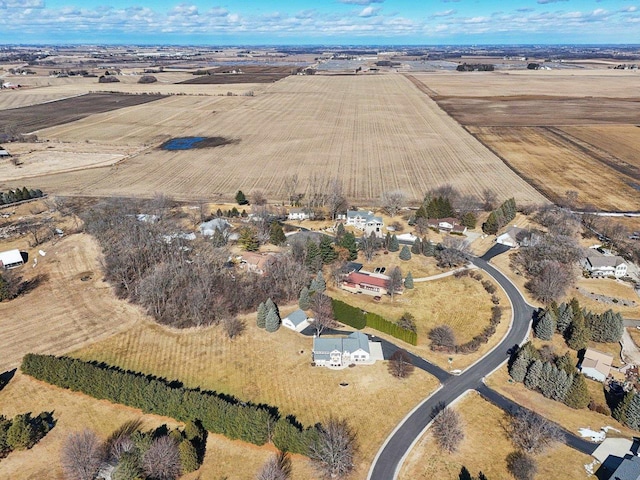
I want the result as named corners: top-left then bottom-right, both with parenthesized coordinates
top-left (368, 248), bottom-right (540, 480)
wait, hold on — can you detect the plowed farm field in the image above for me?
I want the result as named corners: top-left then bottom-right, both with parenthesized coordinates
top-left (20, 74), bottom-right (546, 205)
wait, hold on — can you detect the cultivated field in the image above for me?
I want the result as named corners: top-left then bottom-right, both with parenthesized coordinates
top-left (180, 65), bottom-right (295, 84)
top-left (398, 392), bottom-right (591, 480)
top-left (14, 74), bottom-right (546, 204)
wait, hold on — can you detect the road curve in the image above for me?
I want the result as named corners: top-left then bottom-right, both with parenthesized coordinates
top-left (368, 253), bottom-right (535, 480)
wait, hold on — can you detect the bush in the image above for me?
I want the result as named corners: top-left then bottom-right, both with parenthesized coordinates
top-left (138, 75), bottom-right (157, 84)
top-left (429, 325), bottom-right (456, 351)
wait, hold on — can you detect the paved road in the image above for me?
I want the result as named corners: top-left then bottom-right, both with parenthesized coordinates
top-left (368, 252), bottom-right (537, 480)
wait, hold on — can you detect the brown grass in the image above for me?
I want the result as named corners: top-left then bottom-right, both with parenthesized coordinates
top-left (398, 392), bottom-right (591, 480)
top-left (18, 75), bottom-right (546, 205)
top-left (573, 277), bottom-right (640, 319)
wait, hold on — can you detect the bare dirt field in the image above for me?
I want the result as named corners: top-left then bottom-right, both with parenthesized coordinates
top-left (468, 126), bottom-right (640, 211)
top-left (398, 392), bottom-right (591, 480)
top-left (180, 65), bottom-right (295, 84)
top-left (0, 233), bottom-right (142, 374)
top-left (19, 74), bottom-right (546, 205)
top-left (0, 93), bottom-right (166, 134)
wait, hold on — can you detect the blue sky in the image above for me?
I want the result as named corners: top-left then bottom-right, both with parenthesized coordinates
top-left (1, 0), bottom-right (639, 44)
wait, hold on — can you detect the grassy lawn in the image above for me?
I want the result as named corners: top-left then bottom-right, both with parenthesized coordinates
top-left (398, 392), bottom-right (591, 480)
top-left (357, 247), bottom-right (443, 278)
top-left (486, 367), bottom-right (636, 439)
top-left (328, 273), bottom-right (511, 371)
top-left (70, 315), bottom-right (439, 479)
top-left (573, 277), bottom-right (640, 319)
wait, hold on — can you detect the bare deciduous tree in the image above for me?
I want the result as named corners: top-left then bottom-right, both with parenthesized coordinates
top-left (252, 190), bottom-right (268, 206)
top-left (381, 190), bottom-right (406, 217)
top-left (506, 451), bottom-right (538, 480)
top-left (223, 316), bottom-right (246, 340)
top-left (61, 429), bottom-right (104, 480)
top-left (428, 325), bottom-right (456, 350)
top-left (414, 217), bottom-right (429, 236)
top-left (386, 266), bottom-right (403, 301)
top-left (360, 232), bottom-right (380, 262)
top-left (142, 435), bottom-right (181, 480)
top-left (431, 407), bottom-right (464, 453)
top-left (507, 408), bottom-right (563, 455)
top-left (311, 293), bottom-right (335, 336)
top-left (283, 174), bottom-right (300, 206)
top-left (256, 450), bottom-right (292, 480)
top-left (388, 350), bottom-right (415, 379)
top-left (326, 178), bottom-right (347, 221)
top-left (309, 418), bottom-right (358, 479)
top-left (481, 189), bottom-right (497, 211)
top-left (524, 260), bottom-right (574, 304)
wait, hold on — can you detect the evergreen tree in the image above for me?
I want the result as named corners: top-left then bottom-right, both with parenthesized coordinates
top-left (238, 227), bottom-right (259, 251)
top-left (0, 416), bottom-right (9, 455)
top-left (625, 393), bottom-right (640, 430)
top-left (388, 235), bottom-right (400, 252)
top-left (265, 298), bottom-right (278, 318)
top-left (311, 271), bottom-right (326, 294)
top-left (460, 212), bottom-right (476, 229)
top-left (539, 362), bottom-right (556, 398)
top-left (383, 232), bottom-right (392, 250)
top-left (404, 272), bottom-right (414, 289)
top-left (422, 239), bottom-right (436, 257)
top-left (482, 212), bottom-right (500, 235)
top-left (415, 204), bottom-right (428, 219)
top-left (411, 238), bottom-right (422, 255)
top-left (509, 354), bottom-right (531, 383)
top-left (553, 369), bottom-right (572, 402)
top-left (614, 391), bottom-right (635, 425)
top-left (257, 302), bottom-right (267, 329)
top-left (235, 190), bottom-right (248, 205)
top-left (112, 451), bottom-right (143, 480)
top-left (299, 287), bottom-right (311, 310)
top-left (211, 227), bottom-right (227, 247)
top-left (564, 374), bottom-right (590, 409)
top-left (339, 232), bottom-right (358, 261)
top-left (556, 352), bottom-right (576, 375)
top-left (305, 241), bottom-right (322, 272)
top-left (179, 439), bottom-right (199, 473)
top-left (269, 222), bottom-right (286, 246)
top-left (556, 304), bottom-right (573, 334)
top-left (265, 308), bottom-right (281, 333)
top-left (6, 413), bottom-right (35, 450)
top-left (534, 311), bottom-right (556, 341)
top-left (587, 310), bottom-right (624, 343)
top-left (21, 187), bottom-right (30, 200)
top-left (524, 360), bottom-right (543, 390)
top-left (335, 223), bottom-right (346, 242)
top-left (567, 315), bottom-right (590, 351)
top-left (319, 235), bottom-right (338, 264)
top-left (399, 245), bottom-right (411, 261)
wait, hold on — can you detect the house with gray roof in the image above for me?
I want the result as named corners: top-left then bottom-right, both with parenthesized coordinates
top-left (346, 210), bottom-right (384, 238)
top-left (313, 331), bottom-right (378, 368)
top-left (496, 226), bottom-right (527, 248)
top-left (282, 309), bottom-right (310, 332)
top-left (582, 255), bottom-right (628, 278)
top-left (199, 218), bottom-right (231, 236)
top-left (610, 454), bottom-right (640, 480)
top-left (0, 249), bottom-right (24, 269)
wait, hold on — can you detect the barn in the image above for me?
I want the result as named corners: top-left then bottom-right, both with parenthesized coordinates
top-left (0, 249), bottom-right (25, 269)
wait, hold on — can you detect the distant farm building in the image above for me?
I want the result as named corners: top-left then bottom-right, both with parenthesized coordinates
top-left (0, 249), bottom-right (24, 269)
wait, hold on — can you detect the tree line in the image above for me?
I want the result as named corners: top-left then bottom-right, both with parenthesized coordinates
top-left (21, 354), bottom-right (318, 455)
top-left (481, 198), bottom-right (516, 235)
top-left (0, 187), bottom-right (44, 206)
top-left (0, 411), bottom-right (54, 459)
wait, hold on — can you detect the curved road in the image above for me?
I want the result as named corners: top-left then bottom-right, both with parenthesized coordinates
top-left (368, 250), bottom-right (536, 480)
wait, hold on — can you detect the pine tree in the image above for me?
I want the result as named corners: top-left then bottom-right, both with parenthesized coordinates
top-left (534, 311), bottom-right (556, 341)
top-left (388, 235), bottom-right (400, 252)
top-left (239, 227), bottom-right (259, 251)
top-left (509, 354), bottom-right (531, 383)
top-left (305, 241), bottom-right (322, 272)
top-left (415, 204), bottom-right (427, 219)
top-left (564, 374), bottom-right (590, 409)
top-left (556, 303), bottom-right (573, 335)
top-left (553, 369), bottom-right (572, 402)
top-left (384, 232), bottom-right (392, 250)
top-left (482, 212), bottom-right (500, 235)
top-left (614, 391), bottom-right (635, 425)
top-left (524, 360), bottom-right (543, 390)
top-left (6, 414), bottom-right (35, 450)
top-left (311, 271), bottom-right (326, 294)
top-left (269, 222), bottom-right (286, 246)
top-left (257, 302), bottom-right (267, 329)
top-left (211, 227), bottom-right (227, 247)
top-left (567, 316), bottom-right (590, 351)
top-left (319, 235), bottom-right (338, 264)
top-left (299, 287), bottom-right (311, 310)
top-left (422, 239), bottom-right (436, 257)
top-left (411, 238), bottom-right (422, 255)
top-left (265, 298), bottom-right (278, 318)
top-left (335, 223), bottom-right (346, 242)
top-left (339, 232), bottom-right (358, 261)
top-left (21, 187), bottom-right (31, 200)
top-left (624, 393), bottom-right (640, 430)
top-left (235, 190), bottom-right (248, 205)
top-left (265, 308), bottom-right (281, 333)
top-left (399, 245), bottom-right (411, 261)
top-left (556, 352), bottom-right (576, 375)
top-left (460, 212), bottom-right (476, 229)
top-left (179, 439), bottom-right (199, 474)
top-left (404, 272), bottom-right (414, 289)
top-left (539, 362), bottom-right (556, 398)
top-left (588, 309), bottom-right (624, 343)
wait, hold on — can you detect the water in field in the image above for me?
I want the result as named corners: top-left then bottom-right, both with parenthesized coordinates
top-left (161, 137), bottom-right (205, 150)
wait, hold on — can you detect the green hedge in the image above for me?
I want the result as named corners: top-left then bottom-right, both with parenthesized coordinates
top-left (20, 354), bottom-right (317, 455)
top-left (331, 299), bottom-right (417, 345)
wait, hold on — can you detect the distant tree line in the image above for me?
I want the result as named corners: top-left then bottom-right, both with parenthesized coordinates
top-left (481, 198), bottom-right (516, 235)
top-left (456, 63), bottom-right (494, 72)
top-left (21, 353), bottom-right (318, 455)
top-left (0, 187), bottom-right (44, 206)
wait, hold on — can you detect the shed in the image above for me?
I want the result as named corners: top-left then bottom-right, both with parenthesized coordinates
top-left (0, 249), bottom-right (24, 269)
top-left (282, 309), bottom-right (310, 332)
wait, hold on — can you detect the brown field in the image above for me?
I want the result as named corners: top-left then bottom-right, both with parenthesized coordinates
top-left (468, 126), bottom-right (640, 211)
top-left (399, 392), bottom-right (591, 480)
top-left (180, 65), bottom-right (295, 84)
top-left (12, 74), bottom-right (546, 205)
top-left (70, 318), bottom-right (439, 479)
top-left (0, 233), bottom-right (143, 374)
top-left (0, 93), bottom-right (166, 134)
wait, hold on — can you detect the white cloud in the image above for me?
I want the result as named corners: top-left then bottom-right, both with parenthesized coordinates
top-left (0, 0), bottom-right (43, 8)
top-left (339, 0), bottom-right (383, 4)
top-left (430, 9), bottom-right (456, 18)
top-left (358, 6), bottom-right (380, 17)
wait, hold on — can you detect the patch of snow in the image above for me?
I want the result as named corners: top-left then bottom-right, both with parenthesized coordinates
top-left (578, 428), bottom-right (606, 442)
top-left (602, 426), bottom-right (621, 434)
top-left (584, 459), bottom-right (599, 476)
top-left (38, 249), bottom-right (46, 256)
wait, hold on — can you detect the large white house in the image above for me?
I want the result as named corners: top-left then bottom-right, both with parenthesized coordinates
top-left (346, 210), bottom-right (383, 237)
top-left (582, 255), bottom-right (628, 278)
top-left (313, 331), bottom-right (378, 368)
top-left (287, 208), bottom-right (313, 221)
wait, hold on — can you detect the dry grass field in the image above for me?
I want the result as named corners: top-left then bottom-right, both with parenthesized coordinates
top-left (9, 74), bottom-right (546, 204)
top-left (70, 318), bottom-right (439, 479)
top-left (0, 233), bottom-right (143, 373)
top-left (398, 392), bottom-right (591, 480)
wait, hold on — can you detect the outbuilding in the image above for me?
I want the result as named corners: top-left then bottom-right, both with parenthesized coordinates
top-left (0, 249), bottom-right (24, 269)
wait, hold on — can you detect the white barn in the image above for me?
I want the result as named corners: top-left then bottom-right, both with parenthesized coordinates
top-left (0, 249), bottom-right (24, 269)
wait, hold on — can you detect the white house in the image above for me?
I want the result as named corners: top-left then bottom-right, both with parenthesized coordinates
top-left (580, 348), bottom-right (613, 382)
top-left (287, 208), bottom-right (313, 221)
top-left (582, 256), bottom-right (628, 278)
top-left (282, 309), bottom-right (310, 332)
top-left (0, 249), bottom-right (24, 269)
top-left (313, 331), bottom-right (378, 368)
top-left (427, 217), bottom-right (467, 235)
top-left (346, 210), bottom-right (383, 237)
top-left (496, 226), bottom-right (527, 248)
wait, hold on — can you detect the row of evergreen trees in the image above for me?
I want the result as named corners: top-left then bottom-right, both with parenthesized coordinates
top-left (257, 298), bottom-right (281, 332)
top-left (614, 390), bottom-right (640, 431)
top-left (413, 196), bottom-right (476, 228)
top-left (534, 299), bottom-right (624, 349)
top-left (20, 354), bottom-right (318, 455)
top-left (509, 343), bottom-right (590, 409)
top-left (482, 198), bottom-right (517, 235)
top-left (0, 411), bottom-right (54, 458)
top-left (0, 187), bottom-right (44, 206)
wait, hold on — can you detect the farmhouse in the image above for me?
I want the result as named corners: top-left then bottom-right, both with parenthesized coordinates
top-left (496, 226), bottom-right (527, 248)
top-left (282, 309), bottom-right (310, 332)
top-left (582, 255), bottom-right (628, 278)
top-left (0, 249), bottom-right (24, 269)
top-left (287, 208), bottom-right (313, 221)
top-left (313, 331), bottom-right (381, 368)
top-left (427, 217), bottom-right (467, 235)
top-left (340, 271), bottom-right (402, 297)
top-left (346, 210), bottom-right (384, 237)
top-left (580, 348), bottom-right (613, 382)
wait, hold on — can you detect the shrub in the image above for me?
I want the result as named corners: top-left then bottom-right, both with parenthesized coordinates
top-left (429, 325), bottom-right (456, 351)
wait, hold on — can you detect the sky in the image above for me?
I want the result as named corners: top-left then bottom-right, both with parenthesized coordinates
top-left (1, 0), bottom-right (639, 45)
